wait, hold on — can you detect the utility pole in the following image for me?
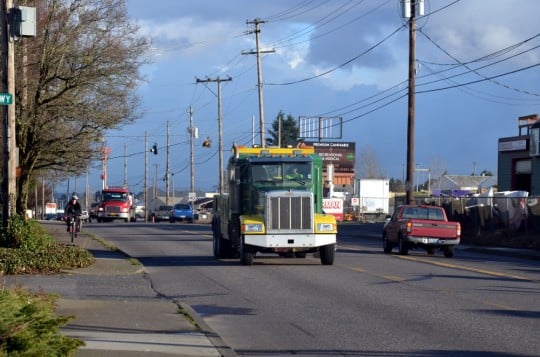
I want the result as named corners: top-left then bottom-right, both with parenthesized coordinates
top-left (2, 0), bottom-right (16, 224)
top-left (144, 131), bottom-right (148, 222)
top-left (189, 106), bottom-right (195, 192)
top-left (123, 142), bottom-right (128, 187)
top-left (243, 18), bottom-right (275, 148)
top-left (195, 76), bottom-right (232, 194)
top-left (405, 0), bottom-right (418, 204)
top-left (165, 120), bottom-right (170, 204)
top-left (153, 164), bottom-right (158, 199)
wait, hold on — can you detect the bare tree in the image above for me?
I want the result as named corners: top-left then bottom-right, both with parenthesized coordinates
top-left (13, 0), bottom-right (150, 213)
top-left (428, 156), bottom-right (447, 190)
top-left (356, 145), bottom-right (383, 179)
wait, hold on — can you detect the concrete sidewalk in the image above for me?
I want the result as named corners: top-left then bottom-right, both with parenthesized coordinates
top-left (3, 222), bottom-right (235, 357)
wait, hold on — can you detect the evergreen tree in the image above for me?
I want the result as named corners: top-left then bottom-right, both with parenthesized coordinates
top-left (266, 111), bottom-right (300, 147)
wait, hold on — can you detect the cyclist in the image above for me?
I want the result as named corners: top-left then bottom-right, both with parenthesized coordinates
top-left (65, 195), bottom-right (82, 233)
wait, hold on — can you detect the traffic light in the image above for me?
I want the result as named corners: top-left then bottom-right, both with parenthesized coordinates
top-left (202, 137), bottom-right (211, 148)
top-left (150, 143), bottom-right (158, 155)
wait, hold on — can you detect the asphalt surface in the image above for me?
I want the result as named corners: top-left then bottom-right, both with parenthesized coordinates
top-left (2, 221), bottom-right (539, 356)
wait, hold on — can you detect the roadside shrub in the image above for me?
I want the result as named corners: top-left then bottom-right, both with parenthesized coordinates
top-left (0, 218), bottom-right (93, 275)
top-left (0, 287), bottom-right (84, 355)
top-left (0, 215), bottom-right (54, 250)
top-left (0, 243), bottom-right (94, 275)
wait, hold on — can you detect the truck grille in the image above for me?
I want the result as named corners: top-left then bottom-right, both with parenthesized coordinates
top-left (106, 206), bottom-right (120, 213)
top-left (266, 191), bottom-right (313, 233)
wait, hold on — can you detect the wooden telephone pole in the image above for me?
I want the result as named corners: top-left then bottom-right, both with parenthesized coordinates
top-left (2, 0), bottom-right (17, 225)
top-left (243, 18), bottom-right (274, 148)
top-left (406, 0), bottom-right (418, 204)
top-left (195, 76), bottom-right (232, 194)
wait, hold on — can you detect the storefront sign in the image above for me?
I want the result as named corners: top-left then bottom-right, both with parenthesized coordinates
top-left (323, 198), bottom-right (344, 221)
top-left (498, 139), bottom-right (527, 152)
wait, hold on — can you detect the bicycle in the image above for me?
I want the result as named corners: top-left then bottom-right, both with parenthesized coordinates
top-left (66, 214), bottom-right (82, 243)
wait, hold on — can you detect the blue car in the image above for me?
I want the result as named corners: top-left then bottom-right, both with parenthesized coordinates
top-left (170, 203), bottom-right (194, 223)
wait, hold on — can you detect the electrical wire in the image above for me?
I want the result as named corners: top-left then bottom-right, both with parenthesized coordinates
top-left (266, 24), bottom-right (406, 86)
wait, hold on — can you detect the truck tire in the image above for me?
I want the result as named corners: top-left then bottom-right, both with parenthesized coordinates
top-left (240, 236), bottom-right (254, 265)
top-left (398, 236), bottom-right (409, 255)
top-left (443, 245), bottom-right (454, 258)
top-left (213, 228), bottom-right (224, 258)
top-left (383, 233), bottom-right (392, 254)
top-left (320, 244), bottom-right (335, 265)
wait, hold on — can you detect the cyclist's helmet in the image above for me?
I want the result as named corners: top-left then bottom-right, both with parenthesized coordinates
top-left (72, 195), bottom-right (78, 200)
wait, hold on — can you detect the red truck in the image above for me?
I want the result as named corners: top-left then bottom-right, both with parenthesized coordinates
top-left (383, 205), bottom-right (461, 258)
top-left (96, 186), bottom-right (135, 223)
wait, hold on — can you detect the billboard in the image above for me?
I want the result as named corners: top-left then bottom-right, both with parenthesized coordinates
top-left (308, 141), bottom-right (355, 173)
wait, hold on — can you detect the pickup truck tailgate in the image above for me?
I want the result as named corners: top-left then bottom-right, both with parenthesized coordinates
top-left (409, 220), bottom-right (459, 239)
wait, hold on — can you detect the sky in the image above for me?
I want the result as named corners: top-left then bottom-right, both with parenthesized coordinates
top-left (71, 0), bottom-right (540, 196)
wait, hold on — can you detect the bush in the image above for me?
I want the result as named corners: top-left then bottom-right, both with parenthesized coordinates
top-left (0, 217), bottom-right (93, 275)
top-left (0, 215), bottom-right (55, 250)
top-left (0, 287), bottom-right (84, 355)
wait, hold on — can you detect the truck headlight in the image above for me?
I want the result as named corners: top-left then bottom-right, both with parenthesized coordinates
top-left (317, 223), bottom-right (335, 232)
top-left (242, 224), bottom-right (263, 233)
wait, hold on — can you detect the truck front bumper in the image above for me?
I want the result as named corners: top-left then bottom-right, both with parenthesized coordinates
top-left (245, 233), bottom-right (336, 248)
top-left (408, 237), bottom-right (460, 246)
top-left (98, 212), bottom-right (130, 219)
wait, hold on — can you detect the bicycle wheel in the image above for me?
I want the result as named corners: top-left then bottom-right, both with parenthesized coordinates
top-left (70, 223), bottom-right (75, 243)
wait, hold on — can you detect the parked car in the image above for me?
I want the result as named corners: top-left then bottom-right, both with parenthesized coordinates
top-left (170, 203), bottom-right (194, 223)
top-left (80, 210), bottom-right (90, 222)
top-left (89, 202), bottom-right (100, 222)
top-left (153, 205), bottom-right (173, 222)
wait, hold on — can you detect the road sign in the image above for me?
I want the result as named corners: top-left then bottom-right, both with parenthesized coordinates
top-left (0, 93), bottom-right (13, 105)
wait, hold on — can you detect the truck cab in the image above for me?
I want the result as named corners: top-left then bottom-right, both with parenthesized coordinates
top-left (96, 187), bottom-right (135, 222)
top-left (212, 145), bottom-right (337, 265)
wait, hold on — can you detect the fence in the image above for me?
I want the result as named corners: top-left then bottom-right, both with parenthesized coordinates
top-left (407, 195), bottom-right (540, 249)
top-left (341, 194), bottom-right (540, 249)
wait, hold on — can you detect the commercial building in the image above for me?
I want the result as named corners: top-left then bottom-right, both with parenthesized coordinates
top-left (497, 114), bottom-right (540, 195)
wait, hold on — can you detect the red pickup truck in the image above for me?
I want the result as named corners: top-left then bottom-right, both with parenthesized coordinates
top-left (383, 205), bottom-right (461, 258)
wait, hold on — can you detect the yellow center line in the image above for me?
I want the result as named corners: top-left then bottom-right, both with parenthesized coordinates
top-left (397, 255), bottom-right (531, 281)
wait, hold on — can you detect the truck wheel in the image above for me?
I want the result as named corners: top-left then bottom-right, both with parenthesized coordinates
top-left (213, 229), bottom-right (224, 258)
top-left (398, 236), bottom-right (409, 255)
top-left (320, 244), bottom-right (335, 265)
top-left (383, 233), bottom-right (392, 254)
top-left (240, 236), bottom-right (254, 265)
top-left (295, 252), bottom-right (307, 258)
top-left (443, 246), bottom-right (454, 258)
top-left (97, 218), bottom-right (102, 223)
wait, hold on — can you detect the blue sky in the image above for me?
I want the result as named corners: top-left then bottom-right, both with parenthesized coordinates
top-left (73, 0), bottom-right (540, 195)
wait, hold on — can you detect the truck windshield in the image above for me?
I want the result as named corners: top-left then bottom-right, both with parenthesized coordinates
top-left (103, 192), bottom-right (128, 201)
top-left (251, 163), bottom-right (311, 187)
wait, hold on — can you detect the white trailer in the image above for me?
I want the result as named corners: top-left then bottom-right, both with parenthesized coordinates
top-left (358, 179), bottom-right (390, 215)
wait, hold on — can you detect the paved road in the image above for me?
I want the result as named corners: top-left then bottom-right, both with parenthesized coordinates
top-left (85, 221), bottom-right (540, 356)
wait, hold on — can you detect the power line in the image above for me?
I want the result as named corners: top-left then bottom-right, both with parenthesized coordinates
top-left (266, 24), bottom-right (406, 86)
